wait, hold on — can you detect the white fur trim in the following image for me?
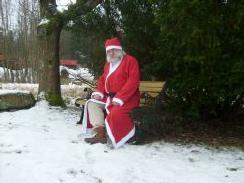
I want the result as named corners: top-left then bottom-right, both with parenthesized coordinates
top-left (105, 57), bottom-right (123, 93)
top-left (105, 97), bottom-right (110, 115)
top-left (105, 118), bottom-right (135, 149)
top-left (91, 92), bottom-right (104, 99)
top-left (116, 126), bottom-right (135, 148)
top-left (112, 97), bottom-right (124, 106)
top-left (106, 45), bottom-right (122, 52)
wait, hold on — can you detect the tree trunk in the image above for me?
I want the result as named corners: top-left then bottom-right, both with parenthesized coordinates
top-left (37, 0), bottom-right (64, 106)
top-left (37, 0), bottom-right (102, 106)
top-left (38, 21), bottom-right (62, 97)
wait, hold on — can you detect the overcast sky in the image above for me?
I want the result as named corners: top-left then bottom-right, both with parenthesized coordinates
top-left (1, 0), bottom-right (77, 28)
top-left (56, 0), bottom-right (76, 6)
top-left (56, 0), bottom-right (77, 11)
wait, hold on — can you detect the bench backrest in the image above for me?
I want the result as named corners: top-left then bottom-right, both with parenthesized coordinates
top-left (75, 80), bottom-right (165, 106)
top-left (139, 81), bottom-right (165, 97)
top-left (139, 81), bottom-right (165, 106)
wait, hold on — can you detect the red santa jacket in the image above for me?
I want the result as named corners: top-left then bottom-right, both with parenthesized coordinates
top-left (82, 54), bottom-right (140, 148)
top-left (95, 54), bottom-right (140, 108)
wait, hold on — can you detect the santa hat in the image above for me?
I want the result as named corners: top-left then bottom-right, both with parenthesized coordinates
top-left (105, 38), bottom-right (122, 52)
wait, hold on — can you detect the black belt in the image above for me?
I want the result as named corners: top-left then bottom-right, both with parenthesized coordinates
top-left (105, 92), bottom-right (116, 98)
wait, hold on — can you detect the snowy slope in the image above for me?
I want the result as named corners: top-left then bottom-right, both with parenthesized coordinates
top-left (0, 101), bottom-right (243, 183)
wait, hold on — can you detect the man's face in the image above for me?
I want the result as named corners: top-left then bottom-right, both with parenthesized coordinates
top-left (106, 48), bottom-right (123, 63)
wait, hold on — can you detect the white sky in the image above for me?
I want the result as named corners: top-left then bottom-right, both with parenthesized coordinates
top-left (56, 0), bottom-right (76, 11)
top-left (56, 0), bottom-right (77, 6)
top-left (2, 0), bottom-right (77, 28)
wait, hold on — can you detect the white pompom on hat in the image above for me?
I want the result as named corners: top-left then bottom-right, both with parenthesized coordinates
top-left (104, 38), bottom-right (122, 52)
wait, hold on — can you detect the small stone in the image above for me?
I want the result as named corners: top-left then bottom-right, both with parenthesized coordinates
top-left (15, 150), bottom-right (22, 154)
top-left (226, 167), bottom-right (238, 171)
top-left (188, 158), bottom-right (195, 162)
top-left (191, 150), bottom-right (200, 154)
top-left (79, 169), bottom-right (85, 174)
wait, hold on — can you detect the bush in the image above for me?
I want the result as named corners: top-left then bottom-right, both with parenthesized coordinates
top-left (131, 105), bottom-right (184, 143)
top-left (68, 0), bottom-right (243, 122)
top-left (155, 1), bottom-right (244, 120)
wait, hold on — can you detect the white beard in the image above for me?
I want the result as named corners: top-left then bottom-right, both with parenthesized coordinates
top-left (107, 57), bottom-right (121, 63)
top-left (106, 51), bottom-right (123, 63)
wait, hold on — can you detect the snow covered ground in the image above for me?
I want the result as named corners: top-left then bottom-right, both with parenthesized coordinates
top-left (0, 65), bottom-right (94, 84)
top-left (0, 100), bottom-right (244, 183)
top-left (0, 83), bottom-right (89, 101)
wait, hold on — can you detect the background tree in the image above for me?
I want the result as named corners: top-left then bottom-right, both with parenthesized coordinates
top-left (37, 0), bottom-right (64, 105)
top-left (37, 0), bottom-right (102, 105)
top-left (155, 0), bottom-right (244, 120)
top-left (0, 0), bottom-right (13, 81)
top-left (66, 0), bottom-right (118, 76)
top-left (114, 0), bottom-right (161, 80)
top-left (69, 0), bottom-right (243, 121)
top-left (0, 0), bottom-right (39, 83)
top-left (68, 0), bottom-right (161, 78)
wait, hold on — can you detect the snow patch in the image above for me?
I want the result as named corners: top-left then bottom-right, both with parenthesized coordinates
top-left (38, 17), bottom-right (50, 26)
top-left (0, 89), bottom-right (30, 95)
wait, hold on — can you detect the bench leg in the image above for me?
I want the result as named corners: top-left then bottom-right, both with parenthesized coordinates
top-left (76, 105), bottom-right (84, 124)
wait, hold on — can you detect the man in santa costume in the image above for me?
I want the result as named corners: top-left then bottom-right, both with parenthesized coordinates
top-left (81, 37), bottom-right (140, 148)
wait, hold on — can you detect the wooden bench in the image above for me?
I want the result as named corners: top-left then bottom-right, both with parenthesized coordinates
top-left (139, 81), bottom-right (165, 106)
top-left (75, 81), bottom-right (165, 107)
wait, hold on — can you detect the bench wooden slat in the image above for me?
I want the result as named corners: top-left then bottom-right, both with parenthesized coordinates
top-left (139, 87), bottom-right (164, 92)
top-left (139, 81), bottom-right (165, 106)
top-left (141, 92), bottom-right (160, 98)
top-left (139, 81), bottom-right (165, 88)
top-left (75, 80), bottom-right (165, 107)
top-left (139, 81), bottom-right (165, 92)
